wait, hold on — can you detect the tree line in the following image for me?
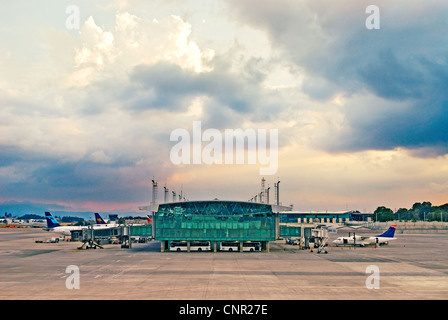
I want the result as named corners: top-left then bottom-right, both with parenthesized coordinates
top-left (373, 202), bottom-right (448, 222)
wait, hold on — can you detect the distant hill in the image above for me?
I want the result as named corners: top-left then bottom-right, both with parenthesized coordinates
top-left (0, 200), bottom-right (69, 217)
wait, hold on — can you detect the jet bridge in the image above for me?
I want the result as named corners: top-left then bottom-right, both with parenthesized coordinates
top-left (311, 225), bottom-right (329, 254)
top-left (75, 224), bottom-right (152, 249)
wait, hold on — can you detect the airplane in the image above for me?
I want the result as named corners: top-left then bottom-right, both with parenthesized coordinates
top-left (95, 212), bottom-right (107, 224)
top-left (44, 212), bottom-right (117, 236)
top-left (44, 212), bottom-right (84, 236)
top-left (146, 214), bottom-right (152, 224)
top-left (94, 212), bottom-right (118, 227)
top-left (332, 225), bottom-right (397, 247)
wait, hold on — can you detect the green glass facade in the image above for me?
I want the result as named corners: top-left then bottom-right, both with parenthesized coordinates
top-left (279, 225), bottom-right (302, 237)
top-left (129, 225), bottom-right (152, 236)
top-left (155, 200), bottom-right (276, 241)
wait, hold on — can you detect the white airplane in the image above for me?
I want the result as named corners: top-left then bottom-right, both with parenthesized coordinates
top-left (332, 225), bottom-right (397, 247)
top-left (43, 212), bottom-right (117, 236)
top-left (94, 212), bottom-right (117, 228)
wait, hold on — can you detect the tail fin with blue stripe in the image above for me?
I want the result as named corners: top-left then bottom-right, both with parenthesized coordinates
top-left (45, 212), bottom-right (60, 228)
top-left (376, 225), bottom-right (396, 238)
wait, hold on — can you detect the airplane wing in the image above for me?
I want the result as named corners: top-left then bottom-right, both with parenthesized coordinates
top-left (343, 221), bottom-right (370, 229)
top-left (347, 225), bottom-right (369, 229)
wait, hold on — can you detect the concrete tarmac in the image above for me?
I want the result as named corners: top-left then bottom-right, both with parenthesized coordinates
top-left (1, 228), bottom-right (447, 300)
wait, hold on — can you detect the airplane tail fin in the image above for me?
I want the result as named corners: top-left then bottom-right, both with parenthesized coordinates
top-left (146, 215), bottom-right (152, 224)
top-left (45, 212), bottom-right (61, 228)
top-left (94, 212), bottom-right (107, 224)
top-left (377, 225), bottom-right (396, 238)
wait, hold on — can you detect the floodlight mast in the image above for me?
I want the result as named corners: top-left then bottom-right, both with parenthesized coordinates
top-left (151, 179), bottom-right (158, 210)
top-left (276, 180), bottom-right (280, 206)
top-left (266, 187), bottom-right (270, 204)
top-left (163, 186), bottom-right (169, 203)
top-left (249, 179), bottom-right (279, 205)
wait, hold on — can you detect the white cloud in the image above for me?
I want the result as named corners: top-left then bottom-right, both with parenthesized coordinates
top-left (65, 12), bottom-right (214, 88)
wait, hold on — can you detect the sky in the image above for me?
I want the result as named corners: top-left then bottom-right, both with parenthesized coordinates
top-left (0, 0), bottom-right (447, 214)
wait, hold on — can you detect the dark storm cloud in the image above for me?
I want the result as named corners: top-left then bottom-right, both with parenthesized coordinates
top-left (127, 61), bottom-right (258, 114)
top-left (227, 0), bottom-right (448, 155)
top-left (0, 144), bottom-right (149, 203)
top-left (323, 96), bottom-right (448, 156)
top-left (123, 59), bottom-right (284, 126)
top-left (0, 145), bottom-right (36, 167)
top-left (358, 50), bottom-right (425, 100)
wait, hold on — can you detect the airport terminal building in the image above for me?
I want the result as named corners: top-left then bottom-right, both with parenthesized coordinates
top-left (155, 200), bottom-right (276, 252)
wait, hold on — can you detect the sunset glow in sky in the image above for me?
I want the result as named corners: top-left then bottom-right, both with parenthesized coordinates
top-left (1, 0), bottom-right (447, 213)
